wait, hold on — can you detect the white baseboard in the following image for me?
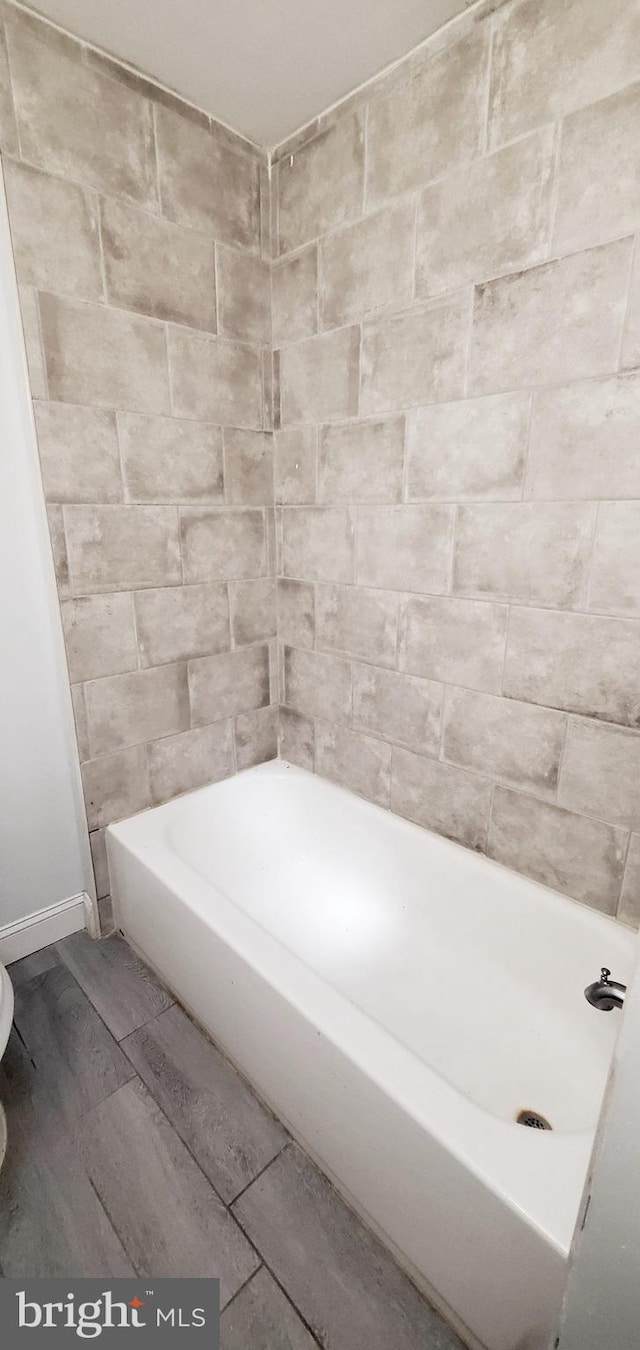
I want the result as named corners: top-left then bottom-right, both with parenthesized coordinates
top-left (0, 891), bottom-right (99, 965)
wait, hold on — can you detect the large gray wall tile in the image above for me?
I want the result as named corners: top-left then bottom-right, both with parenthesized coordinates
top-left (284, 646), bottom-right (351, 724)
top-left (391, 747), bottom-right (492, 851)
top-left (406, 393), bottom-right (529, 502)
top-left (320, 201), bottom-right (415, 327)
top-left (148, 721), bottom-right (234, 803)
top-left (361, 296), bottom-right (467, 415)
top-left (366, 30), bottom-right (488, 205)
top-left (558, 718), bottom-right (640, 830)
top-left (85, 662), bottom-right (189, 756)
top-left (315, 722), bottom-right (391, 806)
top-left (399, 595), bottom-right (508, 694)
top-left (443, 688), bottom-right (566, 800)
top-left (282, 508), bottom-right (354, 583)
top-left (34, 402), bottom-right (123, 504)
top-left (277, 580), bottom-right (315, 650)
top-left (416, 127), bottom-right (555, 296)
top-left (272, 246), bottom-right (318, 345)
top-left (168, 328), bottom-right (262, 428)
top-left (274, 428), bottom-right (318, 505)
top-left (452, 502), bottom-right (595, 608)
top-left (229, 579), bottom-right (276, 646)
top-left (218, 246), bottom-right (270, 344)
top-left (488, 788), bottom-right (627, 913)
top-left (188, 645), bottom-right (271, 725)
top-left (525, 376), bottom-right (640, 500)
top-left (64, 504), bottom-right (181, 593)
top-left (316, 584), bottom-right (398, 665)
top-left (235, 705), bottom-right (278, 769)
top-left (353, 665), bottom-right (443, 754)
top-left (40, 294), bottom-right (170, 413)
top-left (181, 509), bottom-right (266, 583)
top-left (4, 158), bottom-right (103, 300)
top-left (119, 413), bottom-right (223, 504)
top-left (468, 239), bottom-right (632, 394)
top-left (81, 745), bottom-right (150, 829)
top-left (224, 429), bottom-right (274, 507)
top-left (319, 416), bottom-right (404, 504)
top-left (134, 583), bottom-right (230, 666)
top-left (155, 103), bottom-right (260, 250)
top-left (357, 505), bottom-right (454, 593)
top-left (101, 195), bottom-right (216, 331)
top-left (279, 327), bottom-right (360, 424)
top-left (588, 503), bottom-right (640, 618)
top-left (277, 112), bottom-right (365, 253)
top-left (554, 82), bottom-right (640, 254)
top-left (61, 593), bottom-right (138, 683)
top-left (489, 0), bottom-right (640, 148)
top-left (279, 707), bottom-right (315, 770)
top-left (503, 608), bottom-right (640, 728)
top-left (7, 19), bottom-right (157, 205)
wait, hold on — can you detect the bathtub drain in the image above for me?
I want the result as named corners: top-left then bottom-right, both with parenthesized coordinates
top-left (516, 1109), bottom-right (552, 1130)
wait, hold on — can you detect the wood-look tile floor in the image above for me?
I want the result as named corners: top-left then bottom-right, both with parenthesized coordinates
top-left (1, 933), bottom-right (465, 1350)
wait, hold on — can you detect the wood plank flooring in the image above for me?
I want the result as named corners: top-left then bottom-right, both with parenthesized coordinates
top-left (1, 934), bottom-right (465, 1349)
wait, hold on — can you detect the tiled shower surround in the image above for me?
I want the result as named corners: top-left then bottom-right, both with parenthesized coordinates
top-left (2, 0), bottom-right (640, 924)
top-left (272, 0), bottom-right (640, 927)
top-left (0, 0), bottom-right (277, 902)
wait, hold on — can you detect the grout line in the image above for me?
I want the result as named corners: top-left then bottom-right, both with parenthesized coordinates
top-left (410, 192), bottom-right (419, 302)
top-left (113, 411), bottom-right (129, 503)
top-left (150, 101), bottom-right (162, 212)
top-left (581, 499), bottom-right (601, 614)
top-left (498, 603), bottom-right (511, 697)
top-left (85, 1175), bottom-right (142, 1276)
top-left (446, 505), bottom-right (458, 595)
top-left (31, 288), bottom-right (50, 401)
top-left (361, 101), bottom-right (370, 216)
top-left (461, 284), bottom-right (476, 398)
top-left (616, 832), bottom-right (633, 920)
top-left (130, 590), bottom-right (142, 671)
top-left (554, 712), bottom-right (571, 806)
top-left (616, 231), bottom-right (637, 371)
top-left (217, 1265), bottom-right (264, 1318)
top-left (544, 120), bottom-right (563, 261)
top-left (2, 17), bottom-right (24, 161)
top-left (519, 390), bottom-right (536, 501)
top-left (225, 1202), bottom-right (326, 1349)
top-left (480, 14), bottom-right (495, 156)
top-left (93, 192), bottom-right (109, 304)
top-left (228, 1143), bottom-right (290, 1208)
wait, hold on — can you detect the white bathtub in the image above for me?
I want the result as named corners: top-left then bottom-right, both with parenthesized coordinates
top-left (107, 761), bottom-right (636, 1350)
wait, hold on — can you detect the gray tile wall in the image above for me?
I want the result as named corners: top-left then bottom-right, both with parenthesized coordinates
top-left (3, 0), bottom-right (640, 931)
top-left (272, 0), bottom-right (640, 926)
top-left (0, 3), bottom-right (277, 902)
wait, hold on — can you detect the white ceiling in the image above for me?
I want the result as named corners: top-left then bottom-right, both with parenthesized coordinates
top-left (23, 0), bottom-right (474, 148)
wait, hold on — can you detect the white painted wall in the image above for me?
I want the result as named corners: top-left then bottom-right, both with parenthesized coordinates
top-left (558, 930), bottom-right (640, 1348)
top-left (0, 161), bottom-right (94, 928)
